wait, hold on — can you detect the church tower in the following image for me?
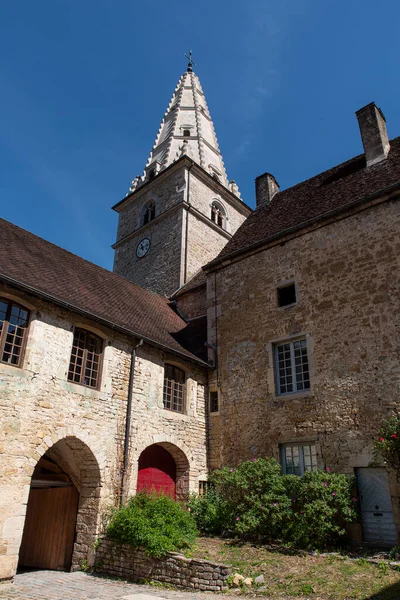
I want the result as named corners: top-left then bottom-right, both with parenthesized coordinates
top-left (112, 59), bottom-right (251, 296)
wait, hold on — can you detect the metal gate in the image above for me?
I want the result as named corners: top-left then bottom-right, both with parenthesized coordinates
top-left (357, 467), bottom-right (397, 546)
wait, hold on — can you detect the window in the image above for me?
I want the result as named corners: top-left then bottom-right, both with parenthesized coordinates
top-left (209, 390), bottom-right (219, 413)
top-left (211, 202), bottom-right (225, 228)
top-left (275, 338), bottom-right (310, 395)
top-left (277, 283), bottom-right (296, 307)
top-left (199, 480), bottom-right (211, 496)
top-left (183, 129), bottom-right (191, 137)
top-left (280, 443), bottom-right (318, 475)
top-left (148, 170), bottom-right (155, 180)
top-left (143, 202), bottom-right (156, 225)
top-left (163, 364), bottom-right (185, 412)
top-left (0, 299), bottom-right (29, 367)
top-left (68, 328), bottom-right (102, 388)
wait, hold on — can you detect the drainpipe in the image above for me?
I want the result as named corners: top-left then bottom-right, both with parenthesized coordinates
top-left (121, 338), bottom-right (143, 505)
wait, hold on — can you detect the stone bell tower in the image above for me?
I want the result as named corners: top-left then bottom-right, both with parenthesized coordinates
top-left (112, 58), bottom-right (250, 297)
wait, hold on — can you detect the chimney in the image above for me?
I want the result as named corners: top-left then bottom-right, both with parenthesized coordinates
top-left (356, 103), bottom-right (390, 167)
top-left (255, 172), bottom-right (279, 207)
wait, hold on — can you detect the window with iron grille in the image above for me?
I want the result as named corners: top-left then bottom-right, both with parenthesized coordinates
top-left (163, 364), bottom-right (185, 413)
top-left (0, 299), bottom-right (30, 367)
top-left (68, 328), bottom-right (102, 389)
top-left (280, 443), bottom-right (318, 475)
top-left (274, 338), bottom-right (310, 395)
top-left (209, 390), bottom-right (219, 413)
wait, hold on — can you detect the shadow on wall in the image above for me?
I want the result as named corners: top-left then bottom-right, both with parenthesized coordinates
top-left (367, 581), bottom-right (400, 599)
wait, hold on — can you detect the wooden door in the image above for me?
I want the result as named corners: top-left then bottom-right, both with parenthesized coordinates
top-left (137, 445), bottom-right (176, 499)
top-left (19, 485), bottom-right (79, 570)
top-left (357, 468), bottom-right (398, 546)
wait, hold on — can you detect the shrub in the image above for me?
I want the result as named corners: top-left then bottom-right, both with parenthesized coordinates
top-left (374, 415), bottom-right (400, 475)
top-left (187, 487), bottom-right (230, 535)
top-left (282, 469), bottom-right (358, 547)
top-left (106, 492), bottom-right (198, 557)
top-left (202, 457), bottom-right (357, 548)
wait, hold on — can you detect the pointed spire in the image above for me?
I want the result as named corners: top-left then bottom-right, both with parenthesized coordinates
top-left (130, 67), bottom-right (237, 194)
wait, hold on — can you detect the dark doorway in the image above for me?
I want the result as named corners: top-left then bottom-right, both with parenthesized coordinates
top-left (137, 444), bottom-right (176, 498)
top-left (18, 455), bottom-right (79, 571)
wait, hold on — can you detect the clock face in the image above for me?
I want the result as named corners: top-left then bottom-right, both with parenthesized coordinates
top-left (136, 238), bottom-right (151, 258)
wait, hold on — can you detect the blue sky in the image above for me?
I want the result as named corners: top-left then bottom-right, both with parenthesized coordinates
top-left (1, 0), bottom-right (399, 270)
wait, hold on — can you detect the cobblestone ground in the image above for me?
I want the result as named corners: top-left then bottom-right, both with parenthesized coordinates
top-left (0, 571), bottom-right (228, 600)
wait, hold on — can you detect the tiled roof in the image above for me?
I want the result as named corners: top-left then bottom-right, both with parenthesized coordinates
top-left (170, 270), bottom-right (207, 299)
top-left (0, 219), bottom-right (206, 365)
top-left (208, 136), bottom-right (400, 266)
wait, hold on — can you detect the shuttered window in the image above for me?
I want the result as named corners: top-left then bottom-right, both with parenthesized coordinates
top-left (163, 364), bottom-right (185, 413)
top-left (0, 299), bottom-right (30, 367)
top-left (68, 328), bottom-right (102, 389)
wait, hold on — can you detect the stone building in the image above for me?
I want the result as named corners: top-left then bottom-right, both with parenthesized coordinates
top-left (204, 102), bottom-right (400, 546)
top-left (1, 59), bottom-right (400, 582)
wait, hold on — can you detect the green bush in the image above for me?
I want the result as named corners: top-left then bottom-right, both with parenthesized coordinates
top-left (106, 492), bottom-right (198, 557)
top-left (374, 415), bottom-right (400, 474)
top-left (187, 487), bottom-right (230, 535)
top-left (199, 458), bottom-right (358, 548)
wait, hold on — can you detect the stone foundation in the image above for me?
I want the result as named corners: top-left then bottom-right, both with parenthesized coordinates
top-left (94, 537), bottom-right (232, 591)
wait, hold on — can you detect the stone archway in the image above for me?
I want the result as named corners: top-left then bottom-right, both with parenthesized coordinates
top-left (18, 436), bottom-right (101, 572)
top-left (137, 442), bottom-right (190, 502)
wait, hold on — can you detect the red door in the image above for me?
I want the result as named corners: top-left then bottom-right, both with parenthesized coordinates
top-left (137, 445), bottom-right (176, 499)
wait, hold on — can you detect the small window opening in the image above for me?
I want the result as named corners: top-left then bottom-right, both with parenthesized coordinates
top-left (199, 481), bottom-right (212, 496)
top-left (148, 170), bottom-right (155, 180)
top-left (277, 283), bottom-right (296, 307)
top-left (209, 391), bottom-right (219, 413)
top-left (143, 203), bottom-right (156, 225)
top-left (183, 129), bottom-right (191, 137)
top-left (211, 203), bottom-right (225, 229)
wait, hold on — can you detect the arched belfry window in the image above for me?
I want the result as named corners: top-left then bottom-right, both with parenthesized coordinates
top-left (142, 202), bottom-right (156, 226)
top-left (211, 201), bottom-right (225, 229)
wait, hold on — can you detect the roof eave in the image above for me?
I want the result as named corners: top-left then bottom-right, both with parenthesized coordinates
top-left (0, 274), bottom-right (209, 368)
top-left (204, 180), bottom-right (400, 273)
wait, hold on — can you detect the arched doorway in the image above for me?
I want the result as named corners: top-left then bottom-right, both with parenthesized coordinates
top-left (137, 442), bottom-right (190, 501)
top-left (137, 445), bottom-right (176, 498)
top-left (18, 436), bottom-right (101, 572)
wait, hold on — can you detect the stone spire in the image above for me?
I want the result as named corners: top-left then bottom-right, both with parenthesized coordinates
top-left (128, 68), bottom-right (233, 193)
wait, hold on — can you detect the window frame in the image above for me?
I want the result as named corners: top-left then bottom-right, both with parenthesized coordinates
top-left (0, 298), bottom-right (30, 368)
top-left (280, 442), bottom-right (318, 475)
top-left (209, 390), bottom-right (219, 414)
top-left (163, 363), bottom-right (185, 413)
top-left (210, 201), bottom-right (226, 229)
top-left (67, 327), bottom-right (103, 390)
top-left (274, 337), bottom-right (310, 396)
top-left (142, 202), bottom-right (156, 226)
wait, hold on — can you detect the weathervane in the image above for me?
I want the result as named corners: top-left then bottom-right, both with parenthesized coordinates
top-left (184, 50), bottom-right (196, 72)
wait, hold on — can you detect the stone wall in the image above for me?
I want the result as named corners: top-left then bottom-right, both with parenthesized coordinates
top-left (207, 197), bottom-right (400, 477)
top-left (94, 537), bottom-right (231, 591)
top-left (0, 286), bottom-right (208, 580)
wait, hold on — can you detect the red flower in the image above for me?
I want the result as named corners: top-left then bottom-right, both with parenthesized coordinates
top-left (379, 437), bottom-right (385, 442)
top-left (392, 434), bottom-right (398, 440)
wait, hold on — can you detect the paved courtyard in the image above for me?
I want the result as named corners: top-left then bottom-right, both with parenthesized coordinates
top-left (0, 571), bottom-right (225, 600)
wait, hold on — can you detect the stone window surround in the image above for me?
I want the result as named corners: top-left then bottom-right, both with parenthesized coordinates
top-left (163, 362), bottom-right (186, 414)
top-left (209, 198), bottom-right (229, 232)
top-left (0, 296), bottom-right (31, 369)
top-left (276, 279), bottom-right (299, 310)
top-left (209, 389), bottom-right (219, 415)
top-left (67, 327), bottom-right (103, 390)
top-left (279, 441), bottom-right (318, 475)
top-left (266, 332), bottom-right (315, 400)
top-left (66, 323), bottom-right (108, 392)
